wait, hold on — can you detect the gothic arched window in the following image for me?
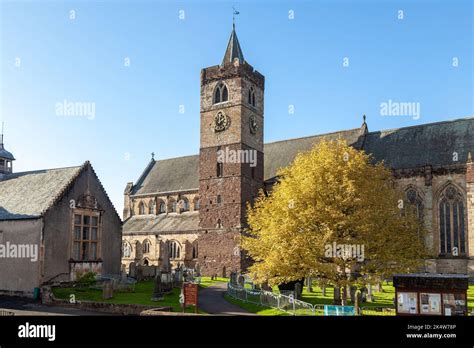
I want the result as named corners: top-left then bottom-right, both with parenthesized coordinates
top-left (248, 87), bottom-right (256, 107)
top-left (138, 202), bottom-right (145, 215)
top-left (213, 83), bottom-right (229, 104)
top-left (192, 244), bottom-right (198, 259)
top-left (169, 241), bottom-right (181, 259)
top-left (143, 239), bottom-right (151, 254)
top-left (438, 185), bottom-right (466, 256)
top-left (158, 200), bottom-right (166, 214)
top-left (405, 188), bottom-right (424, 223)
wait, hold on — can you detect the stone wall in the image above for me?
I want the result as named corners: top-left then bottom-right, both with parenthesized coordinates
top-left (395, 167), bottom-right (471, 276)
top-left (0, 219), bottom-right (43, 295)
top-left (197, 228), bottom-right (242, 276)
top-left (42, 163), bottom-right (122, 284)
top-left (122, 231), bottom-right (198, 271)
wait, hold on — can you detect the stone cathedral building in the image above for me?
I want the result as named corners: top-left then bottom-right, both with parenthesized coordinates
top-left (122, 26), bottom-right (474, 278)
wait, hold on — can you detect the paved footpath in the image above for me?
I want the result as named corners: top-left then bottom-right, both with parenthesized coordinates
top-left (199, 282), bottom-right (256, 316)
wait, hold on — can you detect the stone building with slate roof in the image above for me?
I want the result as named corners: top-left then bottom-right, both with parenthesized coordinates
top-left (0, 141), bottom-right (122, 296)
top-left (122, 26), bottom-right (474, 278)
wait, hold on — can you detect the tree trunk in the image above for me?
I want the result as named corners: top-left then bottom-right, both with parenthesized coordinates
top-left (349, 286), bottom-right (356, 303)
top-left (306, 277), bottom-right (313, 293)
top-left (367, 284), bottom-right (374, 302)
top-left (341, 286), bottom-right (347, 306)
top-left (322, 284), bottom-right (326, 297)
top-left (355, 290), bottom-right (361, 315)
top-left (333, 286), bottom-right (341, 305)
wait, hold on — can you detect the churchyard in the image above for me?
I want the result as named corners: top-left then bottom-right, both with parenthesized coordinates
top-left (224, 278), bottom-right (474, 316)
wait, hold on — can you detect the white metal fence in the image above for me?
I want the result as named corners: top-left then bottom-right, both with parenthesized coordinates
top-left (227, 282), bottom-right (328, 316)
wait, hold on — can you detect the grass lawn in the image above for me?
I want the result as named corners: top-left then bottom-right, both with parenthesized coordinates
top-left (301, 282), bottom-right (395, 308)
top-left (198, 277), bottom-right (228, 288)
top-left (223, 294), bottom-right (288, 316)
top-left (52, 280), bottom-right (202, 313)
top-left (226, 281), bottom-right (474, 315)
top-left (467, 285), bottom-right (474, 313)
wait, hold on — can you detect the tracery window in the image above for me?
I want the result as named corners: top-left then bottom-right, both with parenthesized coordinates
top-left (214, 83), bottom-right (229, 104)
top-left (439, 185), bottom-right (466, 256)
top-left (169, 241), bottom-right (181, 259)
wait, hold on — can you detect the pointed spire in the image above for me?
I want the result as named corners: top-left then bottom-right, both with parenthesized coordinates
top-left (221, 21), bottom-right (244, 66)
top-left (0, 122), bottom-right (4, 150)
top-left (360, 114), bottom-right (368, 135)
top-left (0, 122), bottom-right (14, 160)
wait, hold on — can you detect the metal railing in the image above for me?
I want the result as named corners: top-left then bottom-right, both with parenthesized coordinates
top-left (228, 282), bottom-right (351, 316)
top-left (0, 310), bottom-right (15, 316)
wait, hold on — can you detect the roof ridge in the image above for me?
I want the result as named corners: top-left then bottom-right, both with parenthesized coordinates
top-left (11, 165), bottom-right (83, 176)
top-left (368, 116), bottom-right (474, 135)
top-left (264, 128), bottom-right (361, 146)
top-left (88, 163), bottom-right (122, 222)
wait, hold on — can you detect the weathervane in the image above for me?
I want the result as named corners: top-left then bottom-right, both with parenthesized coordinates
top-left (232, 7), bottom-right (239, 29)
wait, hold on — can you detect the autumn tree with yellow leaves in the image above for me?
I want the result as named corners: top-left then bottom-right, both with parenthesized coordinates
top-left (242, 139), bottom-right (430, 304)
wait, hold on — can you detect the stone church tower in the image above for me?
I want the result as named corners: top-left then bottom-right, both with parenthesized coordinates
top-left (197, 24), bottom-right (265, 276)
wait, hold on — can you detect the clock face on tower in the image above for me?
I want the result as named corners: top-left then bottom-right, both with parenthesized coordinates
top-left (249, 114), bottom-right (258, 134)
top-left (214, 111), bottom-right (230, 132)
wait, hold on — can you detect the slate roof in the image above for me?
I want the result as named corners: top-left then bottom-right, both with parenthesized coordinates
top-left (131, 155), bottom-right (199, 195)
top-left (130, 117), bottom-right (474, 196)
top-left (123, 212), bottom-right (200, 233)
top-left (0, 165), bottom-right (84, 220)
top-left (221, 26), bottom-right (245, 66)
top-left (363, 117), bottom-right (474, 169)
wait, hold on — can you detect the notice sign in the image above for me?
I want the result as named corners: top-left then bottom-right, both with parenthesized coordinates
top-left (183, 283), bottom-right (198, 313)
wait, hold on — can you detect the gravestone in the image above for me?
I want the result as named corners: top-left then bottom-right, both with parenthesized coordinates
top-left (121, 269), bottom-right (127, 282)
top-left (151, 274), bottom-right (164, 301)
top-left (102, 282), bottom-right (114, 300)
top-left (136, 266), bottom-right (144, 282)
top-left (294, 282), bottom-right (302, 300)
top-left (159, 240), bottom-right (171, 273)
top-left (129, 263), bottom-right (137, 279)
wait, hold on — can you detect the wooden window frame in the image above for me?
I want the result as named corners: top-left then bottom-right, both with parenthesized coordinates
top-left (71, 208), bottom-right (101, 262)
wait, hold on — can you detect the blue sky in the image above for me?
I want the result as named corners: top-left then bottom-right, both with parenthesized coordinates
top-left (1, 0), bottom-right (472, 215)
